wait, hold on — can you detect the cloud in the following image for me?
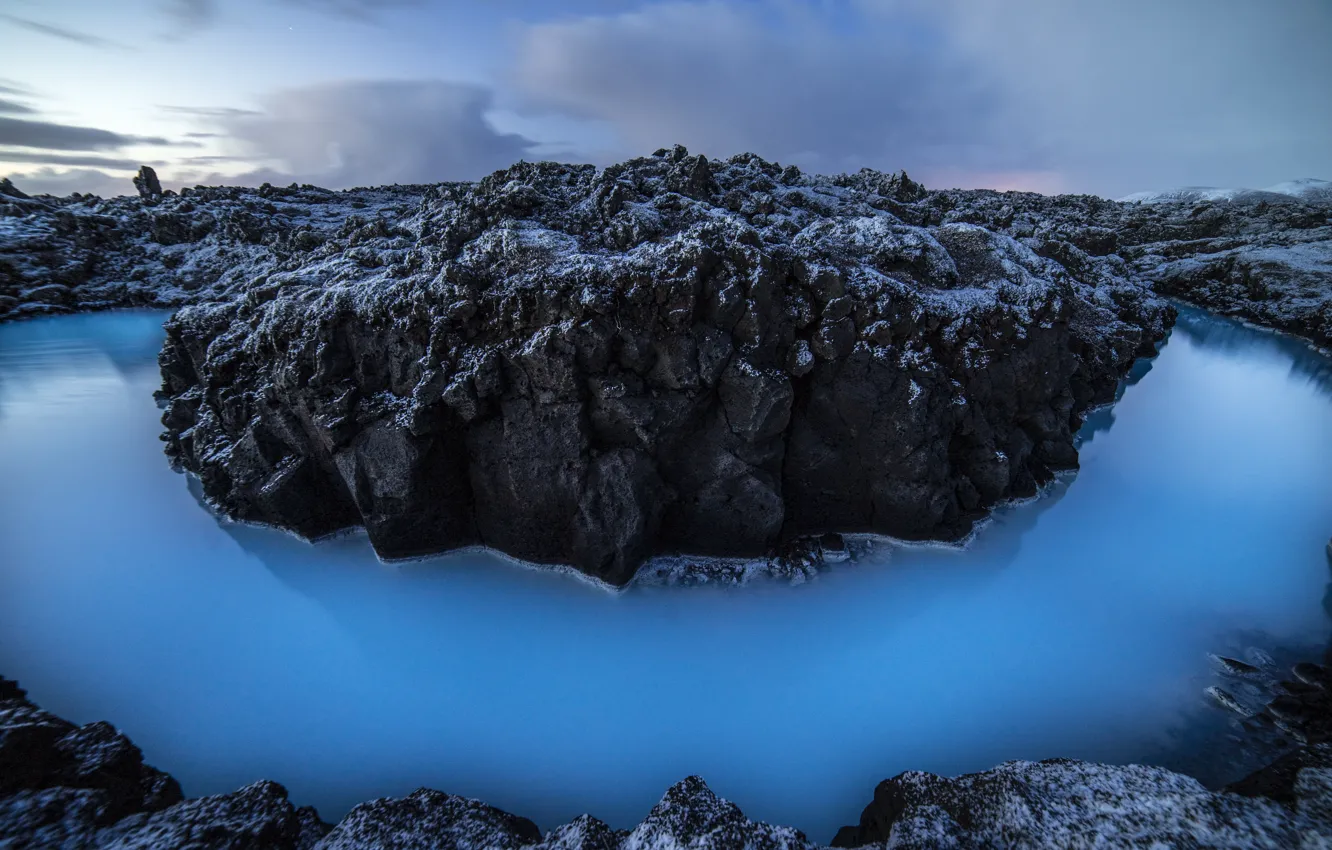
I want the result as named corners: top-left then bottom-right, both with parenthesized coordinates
top-left (0, 99), bottom-right (35, 115)
top-left (513, 0), bottom-right (1332, 196)
top-left (2, 167), bottom-right (134, 198)
top-left (161, 105), bottom-right (263, 118)
top-left (909, 0), bottom-right (1332, 194)
top-left (513, 2), bottom-right (1024, 179)
top-left (0, 150), bottom-right (147, 169)
top-left (211, 79), bottom-right (536, 187)
top-left (0, 13), bottom-right (130, 50)
top-left (163, 0), bottom-right (430, 28)
top-left (0, 116), bottom-right (171, 151)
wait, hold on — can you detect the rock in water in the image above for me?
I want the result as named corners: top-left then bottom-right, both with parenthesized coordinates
top-left (132, 165), bottom-right (162, 198)
top-left (157, 149), bottom-right (1173, 583)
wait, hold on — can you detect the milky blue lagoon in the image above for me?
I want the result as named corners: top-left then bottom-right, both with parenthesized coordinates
top-left (1, 308), bottom-right (1330, 842)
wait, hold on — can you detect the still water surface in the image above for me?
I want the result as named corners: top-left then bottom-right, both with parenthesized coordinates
top-left (1, 308), bottom-right (1330, 842)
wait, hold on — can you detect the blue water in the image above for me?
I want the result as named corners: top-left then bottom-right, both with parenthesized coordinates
top-left (1, 308), bottom-right (1330, 843)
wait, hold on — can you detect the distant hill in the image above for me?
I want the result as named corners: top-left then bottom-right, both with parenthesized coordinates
top-left (1119, 178), bottom-right (1331, 204)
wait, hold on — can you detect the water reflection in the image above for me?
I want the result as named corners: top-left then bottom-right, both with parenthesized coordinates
top-left (0, 308), bottom-right (1330, 844)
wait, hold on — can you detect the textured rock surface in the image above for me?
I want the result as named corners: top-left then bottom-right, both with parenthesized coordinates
top-left (830, 748), bottom-right (1332, 849)
top-left (1, 177), bottom-right (429, 321)
top-left (928, 186), bottom-right (1332, 348)
top-left (5, 675), bottom-right (1331, 849)
top-left (151, 149), bottom-right (1175, 583)
top-left (0, 675), bottom-right (330, 850)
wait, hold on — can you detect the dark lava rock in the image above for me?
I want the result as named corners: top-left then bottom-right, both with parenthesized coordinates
top-left (831, 754), bottom-right (1332, 848)
top-left (132, 166), bottom-right (162, 200)
top-left (315, 789), bottom-right (541, 850)
top-left (155, 149), bottom-right (1174, 584)
top-left (5, 674), bottom-right (1332, 849)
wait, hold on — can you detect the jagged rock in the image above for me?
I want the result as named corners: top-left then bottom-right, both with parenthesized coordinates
top-left (620, 776), bottom-right (815, 849)
top-left (831, 754), bottom-right (1332, 849)
top-left (153, 149), bottom-right (1175, 583)
top-left (131, 166), bottom-right (162, 199)
top-left (315, 789), bottom-right (540, 850)
top-left (0, 677), bottom-right (181, 820)
top-left (95, 780), bottom-right (328, 850)
top-left (4, 675), bottom-right (1332, 849)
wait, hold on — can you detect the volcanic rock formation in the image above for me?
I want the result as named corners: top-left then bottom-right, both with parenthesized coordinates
top-left (3, 149), bottom-right (1329, 583)
top-left (152, 149), bottom-right (1173, 582)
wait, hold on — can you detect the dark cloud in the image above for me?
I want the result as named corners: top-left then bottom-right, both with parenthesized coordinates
top-left (161, 105), bottom-right (263, 118)
top-left (214, 79), bottom-right (536, 187)
top-left (514, 2), bottom-right (1022, 179)
top-left (0, 150), bottom-right (147, 169)
top-left (0, 99), bottom-right (35, 115)
top-left (164, 0), bottom-right (430, 28)
top-left (0, 81), bottom-right (34, 97)
top-left (0, 13), bottom-right (130, 50)
top-left (2, 167), bottom-right (134, 198)
top-left (0, 117), bottom-right (171, 151)
top-left (514, 0), bottom-right (1332, 196)
top-left (177, 154), bottom-right (252, 164)
top-left (184, 131), bottom-right (223, 138)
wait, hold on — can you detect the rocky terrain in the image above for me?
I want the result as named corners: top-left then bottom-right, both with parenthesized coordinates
top-left (3, 156), bottom-right (1329, 586)
top-left (0, 158), bottom-right (1326, 591)
top-left (4, 672), bottom-right (1330, 849)
top-left (150, 151), bottom-right (1180, 584)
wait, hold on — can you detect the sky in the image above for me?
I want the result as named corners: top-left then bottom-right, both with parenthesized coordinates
top-left (1, 0), bottom-right (1329, 199)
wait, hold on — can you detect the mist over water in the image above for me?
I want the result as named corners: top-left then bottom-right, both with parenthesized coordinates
top-left (1, 307), bottom-right (1329, 842)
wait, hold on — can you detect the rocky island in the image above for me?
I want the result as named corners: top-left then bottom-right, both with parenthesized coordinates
top-left (7, 153), bottom-right (1329, 585)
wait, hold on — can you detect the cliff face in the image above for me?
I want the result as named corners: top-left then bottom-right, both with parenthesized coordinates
top-left (153, 149), bottom-right (1171, 583)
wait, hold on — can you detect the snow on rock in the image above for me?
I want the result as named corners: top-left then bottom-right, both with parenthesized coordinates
top-left (3, 673), bottom-right (1331, 849)
top-left (1119, 178), bottom-right (1332, 205)
top-left (831, 751), bottom-right (1332, 848)
top-left (151, 148), bottom-right (1172, 585)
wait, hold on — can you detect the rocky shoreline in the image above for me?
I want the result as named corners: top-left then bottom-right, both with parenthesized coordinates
top-left (3, 670), bottom-right (1330, 849)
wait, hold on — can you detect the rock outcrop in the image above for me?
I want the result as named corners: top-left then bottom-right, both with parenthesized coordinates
top-left (4, 675), bottom-right (1330, 849)
top-left (153, 149), bottom-right (1173, 583)
top-left (830, 747), bottom-right (1332, 849)
top-left (0, 178), bottom-right (430, 321)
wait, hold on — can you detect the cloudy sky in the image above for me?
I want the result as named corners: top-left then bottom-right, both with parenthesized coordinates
top-left (2, 0), bottom-right (1329, 198)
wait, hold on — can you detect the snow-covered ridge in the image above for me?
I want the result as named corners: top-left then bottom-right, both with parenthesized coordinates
top-left (1120, 177), bottom-right (1332, 204)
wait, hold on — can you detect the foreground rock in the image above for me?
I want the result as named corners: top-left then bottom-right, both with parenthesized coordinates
top-left (4, 675), bottom-right (1330, 849)
top-left (154, 149), bottom-right (1173, 583)
top-left (831, 748), bottom-right (1332, 849)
